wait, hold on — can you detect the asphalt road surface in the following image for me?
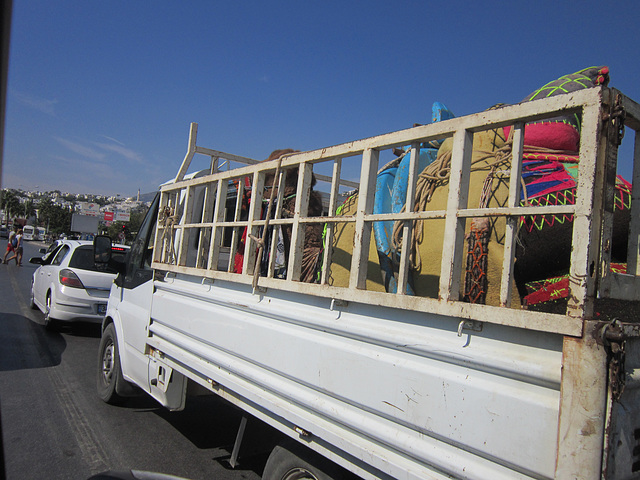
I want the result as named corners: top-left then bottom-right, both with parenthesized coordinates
top-left (0, 240), bottom-right (267, 480)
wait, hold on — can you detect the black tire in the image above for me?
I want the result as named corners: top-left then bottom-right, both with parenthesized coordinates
top-left (263, 440), bottom-right (349, 480)
top-left (43, 292), bottom-right (56, 330)
top-left (96, 323), bottom-right (126, 405)
top-left (29, 282), bottom-right (38, 310)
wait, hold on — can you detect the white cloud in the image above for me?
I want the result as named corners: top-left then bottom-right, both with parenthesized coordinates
top-left (53, 136), bottom-right (107, 161)
top-left (99, 135), bottom-right (126, 146)
top-left (94, 141), bottom-right (145, 165)
top-left (12, 90), bottom-right (58, 116)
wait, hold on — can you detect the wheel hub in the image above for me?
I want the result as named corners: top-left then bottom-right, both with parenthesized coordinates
top-left (282, 468), bottom-right (319, 480)
top-left (102, 342), bottom-right (115, 383)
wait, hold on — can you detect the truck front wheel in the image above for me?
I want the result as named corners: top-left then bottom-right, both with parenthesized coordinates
top-left (263, 440), bottom-right (350, 480)
top-left (96, 323), bottom-right (126, 405)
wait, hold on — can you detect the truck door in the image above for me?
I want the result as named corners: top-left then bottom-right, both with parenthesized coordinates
top-left (113, 193), bottom-right (159, 392)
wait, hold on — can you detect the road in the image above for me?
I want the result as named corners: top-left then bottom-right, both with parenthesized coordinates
top-left (0, 240), bottom-right (266, 480)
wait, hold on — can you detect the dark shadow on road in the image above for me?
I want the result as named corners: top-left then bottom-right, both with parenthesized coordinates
top-left (153, 395), bottom-right (280, 477)
top-left (51, 320), bottom-right (102, 338)
top-left (0, 311), bottom-right (66, 371)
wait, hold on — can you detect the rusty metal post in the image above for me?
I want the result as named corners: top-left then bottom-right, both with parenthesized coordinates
top-left (555, 321), bottom-right (609, 480)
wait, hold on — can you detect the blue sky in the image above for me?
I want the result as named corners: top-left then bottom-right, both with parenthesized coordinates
top-left (3, 1), bottom-right (640, 196)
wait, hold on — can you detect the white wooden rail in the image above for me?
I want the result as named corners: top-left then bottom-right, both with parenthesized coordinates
top-left (152, 87), bottom-right (639, 337)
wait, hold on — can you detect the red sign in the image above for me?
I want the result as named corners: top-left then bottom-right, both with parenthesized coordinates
top-left (104, 211), bottom-right (114, 221)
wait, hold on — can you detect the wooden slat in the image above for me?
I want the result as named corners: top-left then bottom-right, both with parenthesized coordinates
top-left (567, 99), bottom-right (606, 319)
top-left (197, 181), bottom-right (217, 268)
top-left (321, 159), bottom-right (342, 285)
top-left (150, 260), bottom-right (584, 336)
top-left (602, 272), bottom-right (640, 301)
top-left (500, 123), bottom-right (524, 307)
top-left (397, 144), bottom-right (420, 295)
top-left (621, 91), bottom-right (640, 130)
top-left (210, 156), bottom-right (219, 174)
top-left (175, 123), bottom-right (198, 182)
top-left (195, 145), bottom-right (259, 166)
top-left (349, 149), bottom-right (379, 290)
top-left (598, 95), bottom-right (622, 299)
top-left (439, 129), bottom-right (472, 301)
top-left (266, 169), bottom-right (286, 278)
top-left (243, 170), bottom-right (265, 276)
top-left (177, 186), bottom-right (195, 266)
top-left (228, 180), bottom-right (245, 273)
top-left (627, 130), bottom-right (640, 275)
top-left (287, 163), bottom-right (314, 282)
top-left (155, 192), bottom-right (170, 264)
top-left (207, 179), bottom-right (227, 271)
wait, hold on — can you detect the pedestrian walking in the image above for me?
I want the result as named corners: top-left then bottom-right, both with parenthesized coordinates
top-left (5, 229), bottom-right (23, 266)
top-left (3, 226), bottom-right (17, 264)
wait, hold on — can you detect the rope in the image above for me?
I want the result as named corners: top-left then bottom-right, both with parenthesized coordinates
top-left (463, 217), bottom-right (490, 304)
top-left (391, 132), bottom-right (514, 272)
top-left (250, 154), bottom-right (285, 291)
top-left (390, 124), bottom-right (573, 272)
top-left (159, 205), bottom-right (180, 264)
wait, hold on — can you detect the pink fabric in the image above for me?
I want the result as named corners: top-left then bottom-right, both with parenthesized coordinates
top-left (504, 121), bottom-right (579, 152)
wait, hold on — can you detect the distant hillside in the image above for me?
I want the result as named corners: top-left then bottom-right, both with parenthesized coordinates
top-left (138, 191), bottom-right (158, 203)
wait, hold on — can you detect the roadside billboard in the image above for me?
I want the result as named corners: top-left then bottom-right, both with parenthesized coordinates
top-left (71, 214), bottom-right (100, 234)
top-left (78, 202), bottom-right (101, 217)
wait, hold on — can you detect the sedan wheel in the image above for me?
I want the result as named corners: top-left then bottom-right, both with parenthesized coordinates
top-left (29, 282), bottom-right (38, 310)
top-left (44, 293), bottom-right (55, 330)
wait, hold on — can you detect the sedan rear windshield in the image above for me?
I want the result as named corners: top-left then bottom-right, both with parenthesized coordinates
top-left (69, 245), bottom-right (128, 273)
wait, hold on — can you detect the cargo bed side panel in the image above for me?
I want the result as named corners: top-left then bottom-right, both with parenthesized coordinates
top-left (149, 278), bottom-right (564, 480)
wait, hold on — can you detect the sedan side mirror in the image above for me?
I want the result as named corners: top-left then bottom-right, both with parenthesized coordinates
top-left (29, 256), bottom-right (44, 265)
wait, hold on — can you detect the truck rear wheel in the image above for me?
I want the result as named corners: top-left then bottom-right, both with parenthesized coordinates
top-left (97, 323), bottom-right (126, 405)
top-left (263, 440), bottom-right (349, 480)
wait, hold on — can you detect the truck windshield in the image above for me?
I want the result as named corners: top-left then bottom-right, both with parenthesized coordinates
top-left (129, 192), bottom-right (159, 271)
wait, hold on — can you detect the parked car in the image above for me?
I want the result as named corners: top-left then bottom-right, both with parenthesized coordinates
top-left (29, 240), bottom-right (129, 329)
top-left (38, 240), bottom-right (62, 258)
top-left (0, 225), bottom-right (8, 238)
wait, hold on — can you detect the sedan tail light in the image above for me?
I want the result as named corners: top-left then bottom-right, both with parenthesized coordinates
top-left (59, 269), bottom-right (85, 289)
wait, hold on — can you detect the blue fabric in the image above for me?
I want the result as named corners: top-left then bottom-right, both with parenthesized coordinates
top-left (371, 101), bottom-right (454, 294)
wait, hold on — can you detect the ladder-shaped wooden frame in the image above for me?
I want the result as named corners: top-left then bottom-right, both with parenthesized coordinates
top-left (152, 87), bottom-right (640, 337)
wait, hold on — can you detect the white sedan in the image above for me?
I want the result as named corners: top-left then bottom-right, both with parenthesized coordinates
top-left (30, 240), bottom-right (129, 329)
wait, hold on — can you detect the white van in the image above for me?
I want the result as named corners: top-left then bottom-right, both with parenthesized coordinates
top-left (96, 86), bottom-right (640, 480)
top-left (22, 225), bottom-right (34, 241)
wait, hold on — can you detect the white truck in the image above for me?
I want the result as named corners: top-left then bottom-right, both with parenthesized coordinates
top-left (95, 85), bottom-right (640, 480)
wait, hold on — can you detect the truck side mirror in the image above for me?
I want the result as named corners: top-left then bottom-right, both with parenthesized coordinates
top-left (94, 235), bottom-right (112, 264)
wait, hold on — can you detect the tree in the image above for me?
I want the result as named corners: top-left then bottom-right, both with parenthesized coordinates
top-left (22, 200), bottom-right (36, 221)
top-left (36, 198), bottom-right (72, 236)
top-left (106, 221), bottom-right (127, 242)
top-left (0, 189), bottom-right (21, 223)
top-left (128, 205), bottom-right (149, 234)
top-left (102, 204), bottom-right (149, 244)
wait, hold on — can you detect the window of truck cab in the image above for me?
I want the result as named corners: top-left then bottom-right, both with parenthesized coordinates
top-left (128, 193), bottom-right (159, 272)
